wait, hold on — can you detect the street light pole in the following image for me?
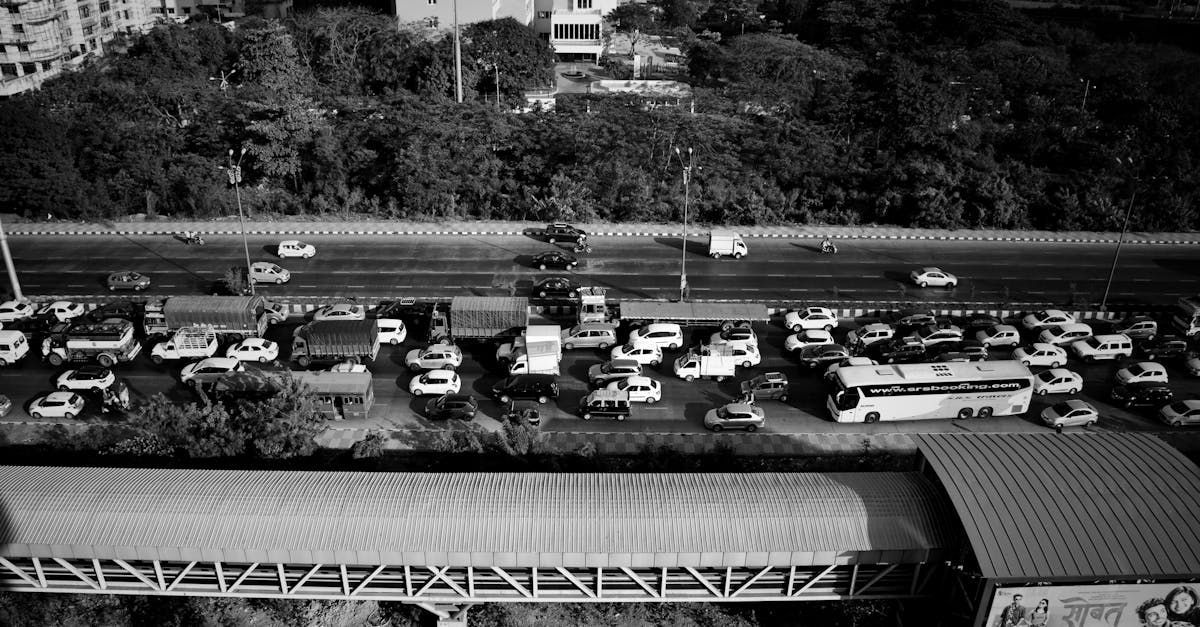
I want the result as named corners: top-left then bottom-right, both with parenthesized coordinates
top-left (223, 148), bottom-right (254, 296)
top-left (0, 213), bottom-right (23, 300)
top-left (675, 147), bottom-right (693, 301)
top-left (453, 0), bottom-right (463, 103)
top-left (1100, 156), bottom-right (1136, 312)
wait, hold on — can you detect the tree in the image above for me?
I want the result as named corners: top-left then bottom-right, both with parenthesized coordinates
top-left (233, 374), bottom-right (325, 459)
top-left (606, 3), bottom-right (660, 58)
top-left (128, 394), bottom-right (246, 458)
top-left (464, 18), bottom-right (556, 102)
top-left (235, 20), bottom-right (313, 95)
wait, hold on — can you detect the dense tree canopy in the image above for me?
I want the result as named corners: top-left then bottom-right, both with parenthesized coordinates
top-left (1, 1), bottom-right (1197, 231)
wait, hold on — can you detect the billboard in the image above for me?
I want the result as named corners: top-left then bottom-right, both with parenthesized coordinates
top-left (985, 583), bottom-right (1200, 627)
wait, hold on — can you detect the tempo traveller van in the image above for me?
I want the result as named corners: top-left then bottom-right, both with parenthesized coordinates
top-left (0, 330), bottom-right (29, 366)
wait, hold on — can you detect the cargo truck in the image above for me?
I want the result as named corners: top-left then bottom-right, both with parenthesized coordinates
top-left (496, 325), bottom-right (562, 364)
top-left (43, 320), bottom-right (143, 367)
top-left (430, 296), bottom-right (529, 343)
top-left (506, 326), bottom-right (563, 375)
top-left (673, 345), bottom-right (738, 381)
top-left (291, 319), bottom-right (380, 368)
top-left (144, 295), bottom-right (285, 341)
top-left (708, 230), bottom-right (748, 259)
top-left (150, 328), bottom-right (219, 364)
top-left (580, 296), bottom-right (768, 332)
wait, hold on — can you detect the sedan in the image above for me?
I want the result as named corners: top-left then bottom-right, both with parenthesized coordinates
top-left (1187, 355), bottom-right (1200, 377)
top-left (56, 366), bottom-right (115, 392)
top-left (1032, 368), bottom-right (1083, 396)
top-left (405, 344), bottom-right (464, 371)
top-left (541, 222), bottom-right (587, 243)
top-left (249, 262), bottom-right (290, 285)
top-left (531, 250), bottom-right (578, 270)
top-left (1040, 400), bottom-right (1099, 428)
top-left (607, 376), bottom-right (662, 404)
top-left (1159, 400), bottom-right (1200, 427)
top-left (785, 329), bottom-right (834, 352)
top-left (931, 342), bottom-right (989, 362)
top-left (39, 301), bottom-right (85, 322)
top-left (1115, 362), bottom-right (1168, 386)
top-left (277, 240), bottom-right (316, 259)
top-left (312, 304), bottom-right (366, 321)
top-left (1021, 309), bottom-right (1076, 331)
top-left (704, 403), bottom-right (766, 432)
top-left (180, 357), bottom-right (244, 387)
top-left (106, 271), bottom-right (151, 291)
top-left (29, 391), bottom-right (85, 420)
top-left (785, 307), bottom-right (838, 332)
top-left (1012, 343), bottom-right (1067, 368)
top-left (610, 342), bottom-right (663, 366)
top-left (425, 393), bottom-right (478, 421)
top-left (961, 314), bottom-right (1004, 333)
top-left (409, 369), bottom-right (461, 396)
top-left (531, 276), bottom-right (579, 300)
top-left (910, 267), bottom-right (958, 288)
top-left (896, 312), bottom-right (937, 328)
top-left (798, 344), bottom-right (851, 369)
top-left (0, 299), bottom-right (35, 323)
top-left (225, 338), bottom-right (279, 363)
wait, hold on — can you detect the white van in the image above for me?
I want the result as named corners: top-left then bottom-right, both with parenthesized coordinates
top-left (0, 330), bottom-right (30, 366)
top-left (1071, 334), bottom-right (1133, 362)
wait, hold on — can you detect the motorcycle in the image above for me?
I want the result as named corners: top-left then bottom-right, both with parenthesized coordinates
top-left (572, 241), bottom-right (593, 254)
top-left (820, 241), bottom-right (838, 254)
top-left (180, 232), bottom-right (206, 246)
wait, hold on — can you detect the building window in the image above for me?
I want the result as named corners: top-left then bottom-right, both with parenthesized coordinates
top-left (21, 62), bottom-right (35, 74)
top-left (537, 10), bottom-right (549, 18)
top-left (17, 44), bottom-right (28, 52)
top-left (6, 6), bottom-right (18, 14)
top-left (100, 16), bottom-right (110, 28)
top-left (579, 0), bottom-right (593, 7)
top-left (1, 63), bottom-right (17, 78)
top-left (13, 24), bottom-right (24, 33)
top-left (83, 25), bottom-right (94, 35)
top-left (427, 0), bottom-right (435, 4)
top-left (99, 1), bottom-right (110, 12)
top-left (426, 16), bottom-right (438, 27)
top-left (79, 6), bottom-right (91, 17)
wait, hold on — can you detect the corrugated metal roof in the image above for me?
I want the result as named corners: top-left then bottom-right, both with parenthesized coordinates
top-left (619, 301), bottom-right (770, 321)
top-left (0, 468), bottom-right (954, 567)
top-left (164, 295), bottom-right (258, 315)
top-left (916, 433), bottom-right (1200, 581)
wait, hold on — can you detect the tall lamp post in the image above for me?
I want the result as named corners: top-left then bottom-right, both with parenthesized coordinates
top-left (0, 214), bottom-right (22, 300)
top-left (675, 147), bottom-right (694, 301)
top-left (1099, 156), bottom-right (1136, 312)
top-left (221, 148), bottom-right (254, 296)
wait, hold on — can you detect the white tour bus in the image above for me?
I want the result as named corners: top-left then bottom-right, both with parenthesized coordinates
top-left (827, 360), bottom-right (1034, 423)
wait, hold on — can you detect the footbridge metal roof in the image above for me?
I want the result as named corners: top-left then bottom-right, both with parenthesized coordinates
top-left (0, 466), bottom-right (954, 568)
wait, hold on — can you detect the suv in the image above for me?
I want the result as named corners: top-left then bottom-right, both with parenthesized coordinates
top-left (1112, 316), bottom-right (1158, 341)
top-left (424, 394), bottom-right (478, 421)
top-left (578, 389), bottom-right (632, 421)
top-left (931, 341), bottom-right (989, 362)
top-left (740, 372), bottom-right (789, 401)
top-left (798, 344), bottom-right (850, 369)
top-left (845, 323), bottom-right (894, 350)
top-left (1138, 336), bottom-right (1190, 360)
top-left (588, 359), bottom-right (642, 387)
top-left (1071, 334), bottom-right (1133, 362)
top-left (1110, 382), bottom-right (1174, 409)
top-left (872, 338), bottom-right (927, 364)
top-left (491, 374), bottom-right (559, 404)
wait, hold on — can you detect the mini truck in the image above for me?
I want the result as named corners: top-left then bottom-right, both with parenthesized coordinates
top-left (144, 295), bottom-right (285, 342)
top-left (150, 327), bottom-right (219, 364)
top-left (673, 344), bottom-right (739, 382)
top-left (708, 230), bottom-right (749, 259)
top-left (291, 319), bottom-right (380, 368)
top-left (430, 296), bottom-right (529, 344)
top-left (580, 295), bottom-right (769, 332)
top-left (496, 325), bottom-right (562, 375)
top-left (43, 319), bottom-right (142, 367)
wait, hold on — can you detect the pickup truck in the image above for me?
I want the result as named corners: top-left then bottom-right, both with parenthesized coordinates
top-left (150, 328), bottom-right (219, 364)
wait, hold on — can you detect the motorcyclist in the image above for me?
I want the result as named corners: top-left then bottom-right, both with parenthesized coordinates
top-left (821, 237), bottom-right (837, 254)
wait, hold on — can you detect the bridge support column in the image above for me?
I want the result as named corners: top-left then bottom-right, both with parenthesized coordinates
top-left (414, 602), bottom-right (474, 627)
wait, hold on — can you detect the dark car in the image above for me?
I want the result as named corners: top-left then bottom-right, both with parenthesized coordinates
top-left (960, 313), bottom-right (1004, 333)
top-left (872, 338), bottom-right (928, 364)
top-left (541, 223), bottom-right (587, 244)
top-left (424, 393), bottom-right (478, 421)
top-left (491, 374), bottom-right (559, 404)
top-left (106, 271), bottom-right (151, 291)
top-left (1110, 382), bottom-right (1174, 409)
top-left (531, 276), bottom-right (580, 300)
top-left (798, 344), bottom-right (851, 369)
top-left (1138, 336), bottom-right (1190, 360)
top-left (85, 301), bottom-right (143, 324)
top-left (5, 312), bottom-right (61, 342)
top-left (578, 389), bottom-right (632, 421)
top-left (931, 341), bottom-right (989, 362)
top-left (531, 250), bottom-right (578, 271)
top-left (740, 372), bottom-right (789, 401)
top-left (500, 399), bottom-right (540, 426)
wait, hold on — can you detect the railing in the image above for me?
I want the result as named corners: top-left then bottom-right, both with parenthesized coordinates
top-left (28, 44), bottom-right (65, 62)
top-left (553, 7), bottom-right (602, 14)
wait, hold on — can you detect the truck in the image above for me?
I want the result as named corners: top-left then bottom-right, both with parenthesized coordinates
top-left (150, 327), bottom-right (219, 364)
top-left (673, 345), bottom-right (738, 382)
top-left (1172, 295), bottom-right (1200, 337)
top-left (143, 295), bottom-right (285, 341)
top-left (43, 320), bottom-right (143, 367)
top-left (496, 325), bottom-right (561, 363)
top-left (708, 230), bottom-right (748, 259)
top-left (291, 319), bottom-right (380, 368)
top-left (430, 296), bottom-right (529, 343)
top-left (580, 297), bottom-right (769, 332)
top-left (504, 325), bottom-right (563, 375)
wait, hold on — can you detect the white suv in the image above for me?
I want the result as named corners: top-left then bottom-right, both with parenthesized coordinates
top-left (629, 323), bottom-right (683, 351)
top-left (846, 323), bottom-right (894, 349)
top-left (1071, 334), bottom-right (1133, 362)
top-left (785, 307), bottom-right (838, 332)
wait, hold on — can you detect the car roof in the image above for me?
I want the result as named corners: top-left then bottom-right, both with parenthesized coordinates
top-left (1044, 368), bottom-right (1074, 377)
top-left (443, 394), bottom-right (475, 403)
top-left (1061, 399), bottom-right (1093, 411)
top-left (1029, 343), bottom-right (1060, 351)
top-left (197, 357), bottom-right (240, 368)
top-left (802, 343), bottom-right (844, 354)
top-left (44, 391), bottom-right (80, 402)
top-left (621, 376), bottom-right (656, 385)
top-left (920, 267), bottom-right (943, 273)
top-left (723, 402), bottom-right (761, 413)
top-left (607, 359), bottom-right (641, 368)
top-left (760, 372), bottom-right (786, 381)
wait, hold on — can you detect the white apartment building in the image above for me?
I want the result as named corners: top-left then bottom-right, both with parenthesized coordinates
top-left (146, 0), bottom-right (246, 25)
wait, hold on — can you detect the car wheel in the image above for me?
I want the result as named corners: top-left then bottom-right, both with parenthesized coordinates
top-left (667, 343), bottom-right (679, 350)
top-left (539, 264), bottom-right (547, 270)
top-left (537, 396), bottom-right (548, 404)
top-left (1068, 387), bottom-right (1079, 395)
top-left (1086, 419), bottom-right (1096, 427)
top-left (1146, 353), bottom-right (1156, 360)
top-left (1050, 361), bottom-right (1061, 368)
top-left (956, 408), bottom-right (973, 419)
top-left (151, 355), bottom-right (165, 365)
top-left (547, 236), bottom-right (556, 244)
top-left (1118, 353), bottom-right (1129, 359)
top-left (499, 394), bottom-right (511, 403)
top-left (616, 414), bottom-right (626, 421)
top-left (710, 424), bottom-right (724, 432)
top-left (444, 365), bottom-right (456, 372)
top-left (650, 359), bottom-right (660, 366)
top-left (919, 281), bottom-right (928, 288)
top-left (742, 361), bottom-right (752, 368)
top-left (1172, 420), bottom-right (1183, 427)
top-left (564, 343), bottom-right (574, 350)
top-left (947, 282), bottom-right (956, 288)
top-left (865, 412), bottom-right (880, 423)
top-left (108, 286), bottom-right (116, 292)
top-left (64, 412), bottom-right (75, 420)
top-left (539, 291), bottom-right (548, 298)
top-left (779, 394), bottom-right (789, 402)
top-left (710, 252), bottom-right (721, 259)
top-left (1021, 360), bottom-right (1031, 366)
top-left (568, 290), bottom-right (577, 298)
top-left (275, 278), bottom-right (284, 284)
top-left (1124, 400), bottom-right (1134, 409)
top-left (1146, 334), bottom-right (1155, 341)
top-left (414, 388), bottom-right (424, 396)
top-left (408, 363), bottom-right (421, 372)
top-left (646, 397), bottom-right (657, 405)
top-left (733, 252), bottom-right (744, 260)
top-left (598, 342), bottom-right (610, 350)
top-left (790, 324), bottom-right (801, 333)
top-left (1037, 388), bottom-right (1047, 396)
top-left (0, 358), bottom-right (7, 366)
top-left (745, 424), bottom-right (757, 432)
top-left (978, 407), bottom-right (993, 418)
top-left (582, 413), bottom-right (592, 420)
top-left (685, 375), bottom-right (695, 382)
top-left (32, 412), bottom-right (43, 419)
top-left (388, 338), bottom-right (399, 346)
top-left (58, 385), bottom-right (69, 392)
top-left (303, 253), bottom-right (312, 259)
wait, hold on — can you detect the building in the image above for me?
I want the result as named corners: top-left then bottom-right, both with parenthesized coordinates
top-left (147, 0), bottom-right (245, 25)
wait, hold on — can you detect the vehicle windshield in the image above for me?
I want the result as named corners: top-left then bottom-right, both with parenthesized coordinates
top-left (715, 408), bottom-right (729, 419)
top-left (1083, 337), bottom-right (1102, 348)
top-left (1169, 401), bottom-right (1190, 413)
top-left (1050, 402), bottom-right (1073, 414)
top-left (1036, 371), bottom-right (1055, 382)
top-left (621, 343), bottom-right (635, 352)
top-left (834, 386), bottom-right (860, 410)
top-left (1034, 310), bottom-right (1050, 319)
top-left (1127, 364), bottom-right (1147, 376)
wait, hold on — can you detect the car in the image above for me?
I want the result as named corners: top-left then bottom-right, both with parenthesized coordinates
top-left (1114, 362), bottom-right (1168, 386)
top-left (740, 372), bottom-right (789, 401)
top-left (785, 307), bottom-right (838, 332)
top-left (491, 374), bottom-right (559, 404)
top-left (960, 314), bottom-right (1004, 333)
top-left (424, 393), bottom-right (478, 421)
top-left (1187, 355), bottom-right (1200, 377)
top-left (708, 343), bottom-right (760, 367)
top-left (930, 341), bottom-right (989, 362)
top-left (106, 271), bottom-right (151, 291)
top-left (29, 391), bottom-right (85, 420)
top-left (4, 313), bottom-right (61, 341)
top-left (0, 299), bottom-right (35, 323)
top-left (845, 324), bottom-right (894, 350)
top-left (531, 250), bottom-right (578, 270)
top-left (629, 323), bottom-right (684, 351)
top-left (405, 344), bottom-right (464, 371)
top-left (225, 338), bottom-right (280, 363)
top-left (588, 359), bottom-right (643, 387)
top-left (709, 327), bottom-right (758, 349)
top-left (531, 276), bottom-right (579, 300)
top-left (896, 312), bottom-right (937, 328)
top-left (55, 366), bottom-right (116, 392)
top-left (277, 240), bottom-right (316, 259)
top-left (1110, 382), bottom-right (1173, 409)
top-left (0, 394), bottom-right (10, 418)
top-left (1037, 323), bottom-right (1094, 347)
top-left (1112, 315), bottom-right (1158, 341)
top-left (578, 389), bottom-right (632, 421)
top-left (976, 324), bottom-right (1021, 348)
top-left (180, 357), bottom-right (245, 388)
top-left (84, 301), bottom-right (141, 324)
top-left (38, 301), bottom-right (85, 322)
top-left (871, 338), bottom-right (927, 364)
top-left (784, 329), bottom-right (834, 352)
top-left (824, 357), bottom-right (878, 380)
top-left (1159, 400), bottom-right (1200, 427)
top-left (607, 376), bottom-right (662, 403)
top-left (1071, 334), bottom-right (1134, 362)
top-left (1012, 343), bottom-right (1067, 368)
top-left (312, 303), bottom-right (366, 322)
top-left (540, 223), bottom-right (587, 244)
top-left (704, 402), bottom-right (765, 432)
top-left (1138, 336), bottom-right (1190, 360)
top-left (1032, 368), bottom-right (1083, 396)
top-left (610, 342), bottom-right (663, 366)
top-left (797, 343), bottom-right (851, 369)
top-left (911, 324), bottom-right (964, 347)
top-left (910, 267), bottom-right (958, 288)
top-left (561, 323), bottom-right (618, 350)
top-left (1022, 309), bottom-right (1076, 331)
top-left (1040, 399), bottom-right (1099, 428)
top-left (249, 262), bottom-right (290, 284)
top-left (409, 369), bottom-right (461, 396)
top-left (377, 318), bottom-right (407, 346)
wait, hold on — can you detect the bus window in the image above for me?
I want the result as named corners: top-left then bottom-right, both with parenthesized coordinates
top-left (836, 389), bottom-right (860, 411)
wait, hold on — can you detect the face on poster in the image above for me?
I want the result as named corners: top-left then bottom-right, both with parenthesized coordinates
top-left (986, 583), bottom-right (1200, 627)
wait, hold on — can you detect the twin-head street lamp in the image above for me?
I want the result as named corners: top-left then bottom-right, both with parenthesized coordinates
top-left (219, 147), bottom-right (254, 296)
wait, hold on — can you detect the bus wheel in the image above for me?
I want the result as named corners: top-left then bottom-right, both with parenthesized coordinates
top-left (978, 407), bottom-right (994, 418)
top-left (865, 412), bottom-right (880, 423)
top-left (957, 408), bottom-right (973, 419)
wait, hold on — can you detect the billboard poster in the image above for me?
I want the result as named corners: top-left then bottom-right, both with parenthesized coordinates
top-left (985, 583), bottom-right (1200, 627)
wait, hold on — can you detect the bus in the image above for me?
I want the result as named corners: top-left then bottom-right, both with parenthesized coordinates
top-left (826, 360), bottom-right (1034, 423)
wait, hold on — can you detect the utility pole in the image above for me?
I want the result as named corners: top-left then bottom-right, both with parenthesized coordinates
top-left (675, 147), bottom-right (693, 301)
top-left (453, 0), bottom-right (463, 103)
top-left (0, 213), bottom-right (23, 300)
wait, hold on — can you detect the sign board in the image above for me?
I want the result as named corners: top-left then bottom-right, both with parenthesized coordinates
top-left (985, 583), bottom-right (1200, 627)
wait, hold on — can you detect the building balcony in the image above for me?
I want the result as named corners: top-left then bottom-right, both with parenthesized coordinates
top-left (19, 2), bottom-right (67, 23)
top-left (28, 44), bottom-right (65, 61)
top-left (553, 7), bottom-right (601, 15)
top-left (0, 0), bottom-right (33, 7)
top-left (0, 32), bottom-right (34, 44)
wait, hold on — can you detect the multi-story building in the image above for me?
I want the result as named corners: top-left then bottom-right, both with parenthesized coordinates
top-left (1, 0), bottom-right (154, 97)
top-left (147, 0), bottom-right (245, 25)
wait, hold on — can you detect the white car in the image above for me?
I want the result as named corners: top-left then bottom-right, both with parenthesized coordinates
top-left (0, 299), bottom-right (35, 323)
top-left (409, 369), bottom-right (461, 396)
top-left (377, 318), bottom-right (407, 346)
top-left (910, 267), bottom-right (957, 288)
top-left (607, 375), bottom-right (662, 403)
top-left (225, 338), bottom-right (279, 363)
top-left (249, 262), bottom-right (291, 284)
top-left (312, 303), bottom-right (366, 321)
top-left (1040, 399), bottom-right (1098, 428)
top-left (1032, 368), bottom-right (1083, 396)
top-left (1022, 309), bottom-right (1076, 331)
top-left (1037, 323), bottom-right (1093, 347)
top-left (846, 324), bottom-right (894, 348)
top-left (1187, 356), bottom-right (1200, 377)
top-left (329, 362), bottom-right (369, 373)
top-left (55, 366), bottom-right (116, 392)
top-left (708, 327), bottom-right (758, 349)
top-left (610, 342), bottom-right (663, 366)
top-left (180, 357), bottom-right (245, 385)
top-left (785, 307), bottom-right (838, 332)
top-left (911, 325), bottom-right (964, 347)
top-left (629, 323), bottom-right (683, 351)
top-left (712, 343), bottom-right (761, 367)
top-left (29, 391), bottom-right (85, 420)
top-left (1115, 362), bottom-right (1168, 386)
top-left (39, 301), bottom-right (85, 322)
top-left (1012, 343), bottom-right (1068, 368)
top-left (825, 356), bottom-right (878, 380)
top-left (976, 324), bottom-right (1021, 348)
top-left (1159, 400), bottom-right (1200, 427)
top-left (785, 329), bottom-right (834, 352)
top-left (405, 344), bottom-right (463, 371)
top-left (277, 240), bottom-right (316, 259)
